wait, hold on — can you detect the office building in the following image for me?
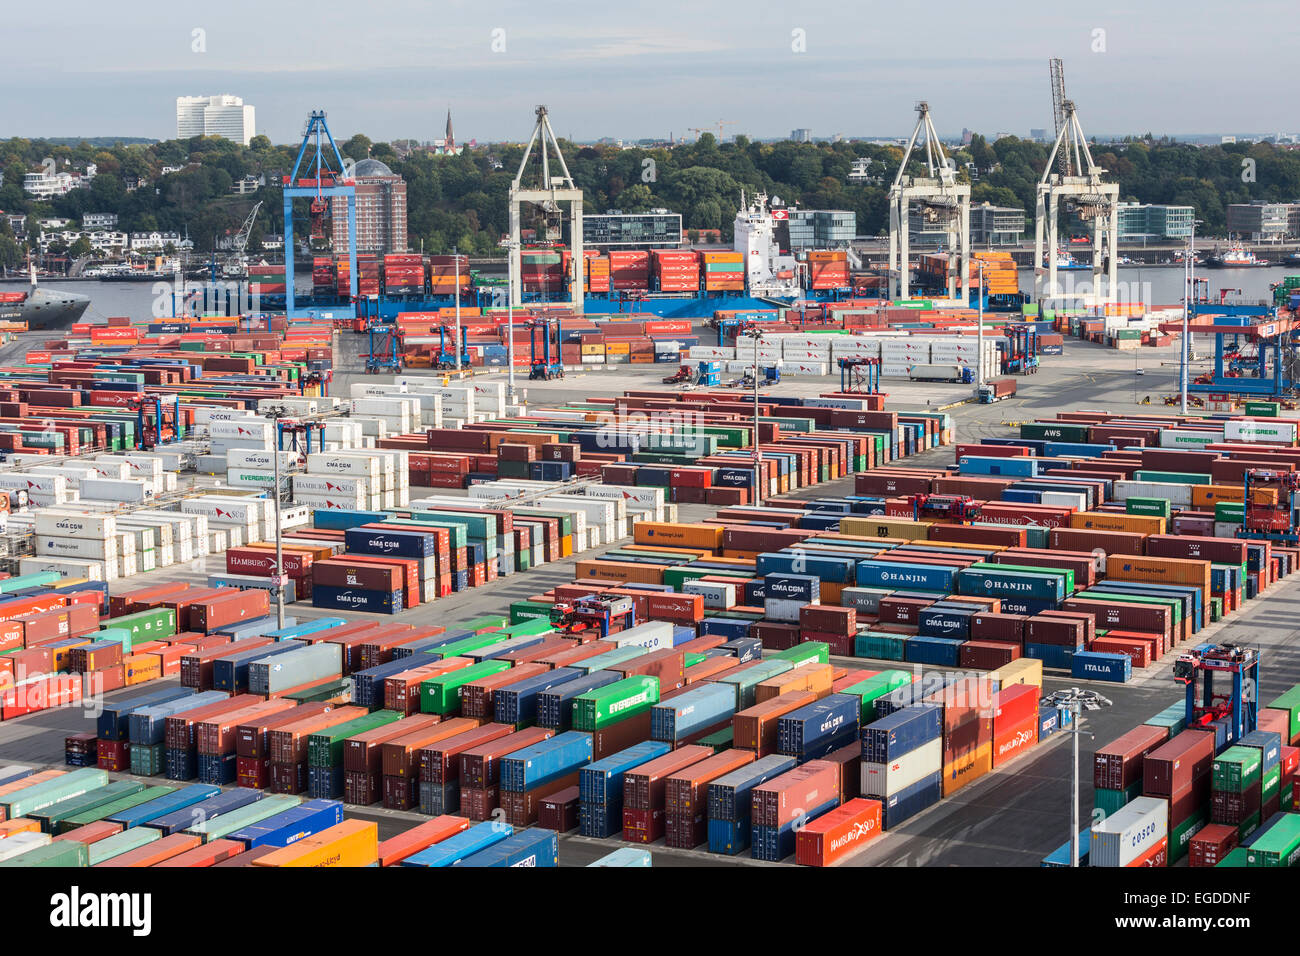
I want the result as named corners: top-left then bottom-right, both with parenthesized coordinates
top-left (787, 209), bottom-right (856, 250)
top-left (1116, 203), bottom-right (1195, 241)
top-left (176, 95), bottom-right (256, 146)
top-left (1225, 202), bottom-right (1297, 241)
top-left (969, 203), bottom-right (1026, 246)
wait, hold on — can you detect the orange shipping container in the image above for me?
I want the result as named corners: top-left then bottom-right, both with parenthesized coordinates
top-left (632, 521), bottom-right (724, 551)
top-left (376, 815), bottom-right (470, 866)
top-left (754, 663), bottom-right (834, 703)
top-left (1104, 555), bottom-right (1211, 604)
top-left (1068, 512), bottom-right (1166, 535)
top-left (572, 560), bottom-right (667, 585)
top-left (252, 819), bottom-right (378, 867)
top-left (96, 832), bottom-right (201, 867)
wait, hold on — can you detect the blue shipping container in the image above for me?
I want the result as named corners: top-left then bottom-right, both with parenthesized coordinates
top-left (905, 636), bottom-right (965, 667)
top-left (776, 695), bottom-right (859, 761)
top-left (96, 686), bottom-right (196, 741)
top-left (452, 828), bottom-right (559, 867)
top-left (498, 731), bottom-right (593, 792)
top-left (401, 821), bottom-right (514, 867)
top-left (143, 789), bottom-right (263, 836)
top-left (862, 704), bottom-right (943, 763)
top-left (225, 799), bottom-right (344, 848)
top-left (650, 683), bottom-right (735, 742)
top-left (882, 771), bottom-right (942, 829)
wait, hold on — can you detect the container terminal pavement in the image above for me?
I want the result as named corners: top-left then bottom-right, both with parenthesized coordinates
top-left (1, 334), bottom-right (1300, 867)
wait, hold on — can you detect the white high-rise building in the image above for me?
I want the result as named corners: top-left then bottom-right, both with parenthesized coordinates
top-left (176, 95), bottom-right (256, 146)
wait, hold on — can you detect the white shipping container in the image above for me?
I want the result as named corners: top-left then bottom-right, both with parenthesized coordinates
top-left (1040, 491), bottom-right (1090, 511)
top-left (19, 556), bottom-right (108, 581)
top-left (306, 453), bottom-right (380, 482)
top-left (688, 346), bottom-right (736, 360)
top-left (79, 478), bottom-right (153, 503)
top-left (861, 738), bottom-right (943, 798)
top-left (1159, 429), bottom-right (1220, 449)
top-left (1224, 419), bottom-right (1297, 443)
top-left (782, 363), bottom-right (830, 376)
top-left (1090, 796), bottom-right (1168, 867)
top-left (36, 535), bottom-right (120, 561)
top-left (604, 621), bottom-right (674, 653)
top-left (180, 498), bottom-right (261, 524)
top-left (0, 473), bottom-right (69, 501)
top-left (227, 449), bottom-right (301, 472)
top-left (681, 581), bottom-right (736, 610)
top-left (1111, 480), bottom-right (1192, 508)
top-left (34, 512), bottom-right (116, 539)
top-left (209, 419), bottom-right (275, 442)
top-left (294, 494), bottom-right (368, 512)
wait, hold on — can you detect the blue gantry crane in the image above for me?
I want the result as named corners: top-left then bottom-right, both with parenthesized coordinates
top-left (283, 110), bottom-right (357, 319)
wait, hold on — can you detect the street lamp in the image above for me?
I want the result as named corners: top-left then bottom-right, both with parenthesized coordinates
top-left (1044, 687), bottom-right (1113, 868)
top-left (261, 404), bottom-right (289, 629)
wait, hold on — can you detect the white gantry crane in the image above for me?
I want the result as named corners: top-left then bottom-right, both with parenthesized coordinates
top-left (1034, 64), bottom-right (1119, 307)
top-left (508, 105), bottom-right (584, 309)
top-left (888, 102), bottom-right (970, 304)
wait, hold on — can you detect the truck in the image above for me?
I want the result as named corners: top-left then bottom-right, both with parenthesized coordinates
top-left (978, 378), bottom-right (1017, 403)
top-left (908, 365), bottom-right (975, 384)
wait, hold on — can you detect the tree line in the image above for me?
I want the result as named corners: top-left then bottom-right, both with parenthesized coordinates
top-left (2, 130), bottom-right (1298, 269)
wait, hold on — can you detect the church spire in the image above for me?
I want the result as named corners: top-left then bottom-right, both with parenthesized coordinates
top-left (445, 108), bottom-right (454, 150)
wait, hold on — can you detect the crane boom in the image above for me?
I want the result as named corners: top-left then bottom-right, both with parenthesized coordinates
top-left (1049, 58), bottom-right (1072, 176)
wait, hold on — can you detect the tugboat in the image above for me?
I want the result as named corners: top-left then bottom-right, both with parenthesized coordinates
top-left (1204, 243), bottom-right (1270, 268)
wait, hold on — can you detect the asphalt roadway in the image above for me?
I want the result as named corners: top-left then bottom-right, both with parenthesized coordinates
top-left (1, 333), bottom-right (1294, 867)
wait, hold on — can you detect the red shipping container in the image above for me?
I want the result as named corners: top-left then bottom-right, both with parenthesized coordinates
top-left (1024, 615), bottom-right (1085, 647)
top-left (959, 641), bottom-right (1020, 669)
top-left (969, 612), bottom-right (1027, 644)
top-left (1094, 724), bottom-right (1169, 791)
top-left (794, 797), bottom-right (882, 866)
top-left (1143, 729), bottom-right (1215, 797)
top-left (1188, 823), bottom-right (1239, 867)
top-left (991, 684), bottom-right (1038, 731)
top-left (751, 760), bottom-right (841, 828)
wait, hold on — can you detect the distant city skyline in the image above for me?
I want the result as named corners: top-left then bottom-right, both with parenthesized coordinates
top-left (5, 0), bottom-right (1295, 144)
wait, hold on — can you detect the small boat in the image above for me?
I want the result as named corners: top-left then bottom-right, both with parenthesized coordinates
top-left (1203, 244), bottom-right (1270, 268)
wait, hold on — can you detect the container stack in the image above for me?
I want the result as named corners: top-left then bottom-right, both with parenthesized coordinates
top-left (806, 250), bottom-right (849, 291)
top-left (521, 249), bottom-right (566, 295)
top-left (699, 250), bottom-right (744, 292)
top-left (382, 254), bottom-right (426, 295)
top-left (608, 251), bottom-right (650, 292)
top-left (427, 255), bottom-right (470, 297)
top-left (652, 250), bottom-right (700, 292)
top-left (584, 252), bottom-right (610, 293)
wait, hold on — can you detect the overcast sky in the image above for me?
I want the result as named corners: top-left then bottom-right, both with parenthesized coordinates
top-left (5, 0), bottom-right (1291, 144)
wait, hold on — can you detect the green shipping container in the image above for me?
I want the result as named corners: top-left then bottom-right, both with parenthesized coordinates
top-left (185, 794), bottom-right (302, 843)
top-left (1132, 470), bottom-right (1211, 486)
top-left (1245, 813), bottom-right (1300, 866)
top-left (1020, 422), bottom-right (1091, 443)
top-left (578, 645), bottom-right (648, 674)
top-left (1212, 746), bottom-right (1261, 791)
top-left (106, 607), bottom-right (178, 645)
top-left (1127, 497), bottom-right (1171, 518)
top-left (88, 825), bottom-right (162, 865)
top-left (1244, 401), bottom-right (1280, 417)
top-left (420, 660), bottom-right (511, 714)
top-left (572, 676), bottom-right (660, 731)
top-left (1267, 685), bottom-right (1300, 742)
top-left (715, 660), bottom-right (793, 710)
top-left (1093, 781), bottom-right (1143, 818)
top-left (427, 632), bottom-right (512, 662)
top-left (1216, 847), bottom-right (1250, 867)
top-left (306, 710), bottom-right (403, 768)
top-left (58, 785), bottom-right (176, 832)
top-left (0, 840), bottom-right (88, 868)
top-left (1261, 764), bottom-right (1280, 806)
top-left (30, 781), bottom-right (146, 833)
top-left (768, 642), bottom-right (829, 669)
top-left (696, 727), bottom-right (734, 752)
top-left (1, 768), bottom-right (108, 819)
top-left (841, 670), bottom-right (913, 723)
top-left (1169, 807), bottom-right (1209, 864)
top-left (509, 600), bottom-right (554, 624)
top-left (855, 633), bottom-right (909, 661)
top-left (1145, 703), bottom-right (1187, 736)
top-left (1215, 502), bottom-right (1245, 523)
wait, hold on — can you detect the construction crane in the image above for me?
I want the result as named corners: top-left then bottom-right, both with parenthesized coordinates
top-left (1034, 64), bottom-right (1120, 308)
top-left (282, 110), bottom-right (357, 318)
top-left (687, 121), bottom-right (736, 142)
top-left (509, 106), bottom-right (584, 309)
top-left (221, 200), bottom-right (263, 278)
top-left (888, 102), bottom-right (971, 304)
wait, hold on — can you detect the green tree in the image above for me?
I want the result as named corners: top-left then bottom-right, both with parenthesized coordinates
top-left (68, 236), bottom-right (94, 258)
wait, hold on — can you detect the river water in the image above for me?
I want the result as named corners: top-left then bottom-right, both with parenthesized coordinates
top-left (27, 265), bottom-right (1299, 323)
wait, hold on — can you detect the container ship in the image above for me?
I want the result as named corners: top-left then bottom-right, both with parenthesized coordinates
top-left (189, 195), bottom-right (881, 321)
top-left (0, 271), bottom-right (91, 332)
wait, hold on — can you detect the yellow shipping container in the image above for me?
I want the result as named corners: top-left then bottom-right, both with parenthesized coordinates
top-left (942, 741), bottom-right (992, 797)
top-left (989, 657), bottom-right (1043, 692)
top-left (580, 344), bottom-right (605, 356)
top-left (632, 521), bottom-right (724, 551)
top-left (124, 654), bottom-right (162, 686)
top-left (838, 517), bottom-right (933, 540)
top-left (252, 820), bottom-right (378, 868)
top-left (1068, 512), bottom-right (1166, 535)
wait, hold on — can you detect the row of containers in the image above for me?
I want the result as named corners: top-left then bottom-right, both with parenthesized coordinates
top-left (375, 387), bottom-right (949, 493)
top-left (1047, 682), bottom-right (1300, 867)
top-left (1, 321), bottom-right (331, 458)
top-left (0, 778), bottom-right (653, 867)
top-left (2, 592), bottom-right (1058, 865)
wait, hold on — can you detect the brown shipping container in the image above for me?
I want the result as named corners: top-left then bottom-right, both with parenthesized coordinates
top-left (1060, 598), bottom-right (1170, 641)
top-left (732, 692), bottom-right (817, 755)
top-left (664, 749), bottom-right (756, 815)
top-left (418, 724), bottom-right (515, 784)
top-left (1048, 528), bottom-right (1146, 556)
top-left (1093, 724), bottom-right (1169, 791)
top-left (970, 612), bottom-right (1027, 644)
top-left (1142, 729), bottom-right (1215, 797)
top-left (235, 703), bottom-right (332, 760)
top-left (196, 698), bottom-right (299, 756)
top-left (500, 770), bottom-right (581, 827)
top-left (623, 745), bottom-right (713, 810)
top-left (343, 715), bottom-right (441, 775)
top-left (268, 706), bottom-right (367, 764)
top-left (460, 727), bottom-right (555, 789)
top-left (381, 718), bottom-right (480, 779)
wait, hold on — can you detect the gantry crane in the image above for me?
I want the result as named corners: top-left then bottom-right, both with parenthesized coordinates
top-left (509, 106), bottom-right (584, 309)
top-left (1034, 64), bottom-right (1119, 308)
top-left (888, 102), bottom-right (971, 304)
top-left (282, 110), bottom-right (357, 318)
